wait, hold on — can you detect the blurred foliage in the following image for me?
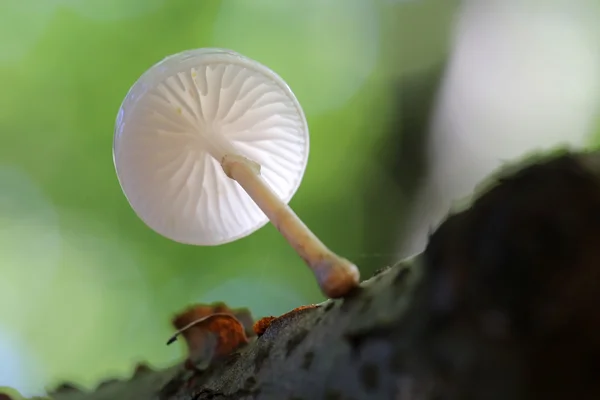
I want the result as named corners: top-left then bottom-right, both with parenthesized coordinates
top-left (0, 0), bottom-right (461, 395)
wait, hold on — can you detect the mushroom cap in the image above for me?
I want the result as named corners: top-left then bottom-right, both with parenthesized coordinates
top-left (113, 48), bottom-right (309, 245)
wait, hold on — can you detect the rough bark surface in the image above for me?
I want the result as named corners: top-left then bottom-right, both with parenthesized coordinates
top-left (10, 151), bottom-right (600, 400)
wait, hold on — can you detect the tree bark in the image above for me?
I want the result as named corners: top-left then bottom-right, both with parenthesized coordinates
top-left (37, 150), bottom-right (600, 400)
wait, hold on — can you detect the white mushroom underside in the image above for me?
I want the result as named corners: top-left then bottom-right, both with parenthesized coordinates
top-left (114, 60), bottom-right (308, 245)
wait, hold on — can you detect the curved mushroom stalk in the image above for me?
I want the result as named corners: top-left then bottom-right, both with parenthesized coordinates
top-left (113, 48), bottom-right (360, 298)
top-left (222, 154), bottom-right (359, 298)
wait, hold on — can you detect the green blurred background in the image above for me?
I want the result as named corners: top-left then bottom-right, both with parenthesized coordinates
top-left (0, 0), bottom-right (458, 395)
top-left (3, 0), bottom-right (599, 397)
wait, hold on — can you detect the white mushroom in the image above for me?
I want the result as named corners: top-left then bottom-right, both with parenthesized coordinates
top-left (113, 48), bottom-right (360, 298)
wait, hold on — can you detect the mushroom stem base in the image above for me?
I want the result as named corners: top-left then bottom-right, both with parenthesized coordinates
top-left (221, 154), bottom-right (360, 298)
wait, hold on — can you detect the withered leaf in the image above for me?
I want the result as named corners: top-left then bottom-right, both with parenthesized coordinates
top-left (169, 308), bottom-right (250, 370)
top-left (172, 302), bottom-right (255, 338)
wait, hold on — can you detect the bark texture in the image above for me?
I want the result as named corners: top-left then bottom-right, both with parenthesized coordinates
top-left (18, 151), bottom-right (600, 400)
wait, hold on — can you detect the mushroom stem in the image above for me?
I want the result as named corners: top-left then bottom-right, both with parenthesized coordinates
top-left (221, 154), bottom-right (360, 298)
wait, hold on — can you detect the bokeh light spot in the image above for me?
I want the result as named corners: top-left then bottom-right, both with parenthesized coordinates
top-left (0, 327), bottom-right (46, 397)
top-left (212, 0), bottom-right (380, 116)
top-left (0, 165), bottom-right (61, 325)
